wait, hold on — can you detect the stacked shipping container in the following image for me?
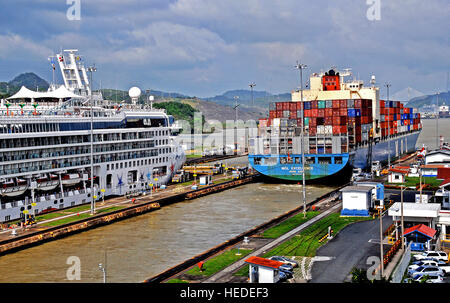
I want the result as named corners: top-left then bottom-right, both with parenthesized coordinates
top-left (259, 98), bottom-right (421, 155)
top-left (379, 100), bottom-right (421, 137)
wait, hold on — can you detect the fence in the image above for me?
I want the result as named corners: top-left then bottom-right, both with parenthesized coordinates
top-left (390, 242), bottom-right (412, 283)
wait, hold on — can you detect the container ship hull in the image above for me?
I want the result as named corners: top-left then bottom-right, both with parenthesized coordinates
top-left (249, 68), bottom-right (422, 182)
top-left (249, 131), bottom-right (419, 181)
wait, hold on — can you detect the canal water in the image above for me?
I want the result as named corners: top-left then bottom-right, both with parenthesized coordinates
top-left (0, 119), bottom-right (447, 282)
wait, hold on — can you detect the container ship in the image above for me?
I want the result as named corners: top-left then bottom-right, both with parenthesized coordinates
top-left (248, 68), bottom-right (422, 181)
top-left (0, 49), bottom-right (186, 222)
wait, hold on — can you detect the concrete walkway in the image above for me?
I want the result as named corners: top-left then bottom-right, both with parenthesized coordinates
top-left (203, 202), bottom-right (342, 283)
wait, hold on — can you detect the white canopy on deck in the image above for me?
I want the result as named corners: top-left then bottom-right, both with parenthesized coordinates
top-left (7, 85), bottom-right (83, 100)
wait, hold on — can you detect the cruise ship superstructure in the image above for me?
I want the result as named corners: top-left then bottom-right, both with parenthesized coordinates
top-left (0, 50), bottom-right (185, 222)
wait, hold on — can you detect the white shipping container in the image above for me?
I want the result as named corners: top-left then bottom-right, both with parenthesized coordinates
top-left (324, 125), bottom-right (333, 135)
top-left (273, 118), bottom-right (280, 127)
top-left (317, 125), bottom-right (325, 135)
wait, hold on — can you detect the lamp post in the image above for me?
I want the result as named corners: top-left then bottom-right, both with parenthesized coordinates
top-left (98, 263), bottom-right (106, 283)
top-left (436, 92), bottom-right (439, 149)
top-left (233, 96), bottom-right (240, 155)
top-left (385, 83), bottom-right (391, 169)
top-left (249, 82), bottom-right (256, 106)
top-left (87, 65), bottom-right (97, 215)
top-left (295, 61), bottom-right (307, 218)
top-left (400, 185), bottom-right (405, 248)
top-left (376, 205), bottom-right (384, 277)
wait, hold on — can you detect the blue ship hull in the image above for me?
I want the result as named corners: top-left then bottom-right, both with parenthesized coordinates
top-left (248, 131), bottom-right (420, 182)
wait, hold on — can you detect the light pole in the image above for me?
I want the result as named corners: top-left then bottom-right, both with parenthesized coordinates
top-left (233, 96), bottom-right (240, 155)
top-left (295, 61), bottom-right (307, 218)
top-left (377, 205), bottom-right (384, 277)
top-left (385, 83), bottom-right (391, 169)
top-left (98, 262), bottom-right (106, 283)
top-left (87, 65), bottom-right (97, 215)
top-left (249, 82), bottom-right (256, 106)
top-left (436, 92), bottom-right (439, 149)
top-left (400, 185), bottom-right (405, 248)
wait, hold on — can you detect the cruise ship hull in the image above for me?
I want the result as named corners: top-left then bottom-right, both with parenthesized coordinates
top-left (249, 131), bottom-right (420, 182)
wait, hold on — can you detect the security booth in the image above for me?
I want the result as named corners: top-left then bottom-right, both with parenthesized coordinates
top-left (388, 202), bottom-right (441, 249)
top-left (388, 167), bottom-right (409, 183)
top-left (245, 256), bottom-right (284, 283)
top-left (340, 186), bottom-right (373, 217)
top-left (403, 224), bottom-right (437, 251)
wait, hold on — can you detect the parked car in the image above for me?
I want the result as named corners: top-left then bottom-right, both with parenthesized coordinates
top-left (279, 263), bottom-right (294, 273)
top-left (408, 265), bottom-right (444, 278)
top-left (278, 267), bottom-right (293, 279)
top-left (413, 251), bottom-right (448, 262)
top-left (405, 273), bottom-right (444, 283)
top-left (269, 256), bottom-right (299, 268)
top-left (277, 271), bottom-right (288, 282)
top-left (408, 260), bottom-right (440, 272)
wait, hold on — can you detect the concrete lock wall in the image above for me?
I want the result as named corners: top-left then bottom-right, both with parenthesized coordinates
top-left (390, 243), bottom-right (412, 283)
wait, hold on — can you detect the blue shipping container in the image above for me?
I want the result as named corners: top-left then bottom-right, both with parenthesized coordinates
top-left (348, 109), bottom-right (356, 117)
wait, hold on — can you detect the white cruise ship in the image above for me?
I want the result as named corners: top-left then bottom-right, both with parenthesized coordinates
top-left (0, 49), bottom-right (186, 222)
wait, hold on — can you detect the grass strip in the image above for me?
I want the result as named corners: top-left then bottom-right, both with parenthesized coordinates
top-left (262, 211), bottom-right (320, 239)
top-left (186, 248), bottom-right (252, 277)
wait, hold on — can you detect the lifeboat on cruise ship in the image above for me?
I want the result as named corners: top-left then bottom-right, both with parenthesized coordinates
top-left (36, 174), bottom-right (60, 191)
top-left (1, 178), bottom-right (28, 197)
top-left (61, 173), bottom-right (82, 186)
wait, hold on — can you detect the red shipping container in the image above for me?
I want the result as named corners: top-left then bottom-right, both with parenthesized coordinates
top-left (325, 116), bottom-right (333, 125)
top-left (310, 109), bottom-right (318, 117)
top-left (282, 102), bottom-right (289, 110)
top-left (276, 110), bottom-right (283, 118)
top-left (304, 109), bottom-right (311, 117)
top-left (332, 100), bottom-right (341, 108)
top-left (309, 117), bottom-right (317, 126)
top-left (309, 127), bottom-right (317, 136)
top-left (318, 109), bottom-right (325, 117)
top-left (332, 125), bottom-right (341, 134)
top-left (290, 111), bottom-right (297, 119)
top-left (276, 103), bottom-right (283, 110)
top-left (269, 110), bottom-right (276, 118)
top-left (332, 108), bottom-right (340, 116)
top-left (339, 100), bottom-right (347, 108)
top-left (355, 133), bottom-right (362, 142)
top-left (296, 102), bottom-right (303, 110)
top-left (380, 100), bottom-right (385, 108)
top-left (339, 108), bottom-right (347, 116)
top-left (325, 108), bottom-right (333, 117)
top-left (311, 100), bottom-right (318, 109)
top-left (354, 99), bottom-right (362, 108)
top-left (289, 102), bottom-right (296, 111)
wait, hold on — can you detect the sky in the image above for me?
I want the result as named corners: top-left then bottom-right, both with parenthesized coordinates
top-left (0, 0), bottom-right (448, 98)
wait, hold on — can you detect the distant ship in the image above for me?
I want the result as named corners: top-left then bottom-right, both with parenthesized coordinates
top-left (248, 68), bottom-right (422, 181)
top-left (439, 103), bottom-right (450, 118)
top-left (0, 49), bottom-right (186, 222)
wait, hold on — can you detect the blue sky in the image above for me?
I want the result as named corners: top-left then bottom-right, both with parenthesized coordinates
top-left (0, 0), bottom-right (448, 98)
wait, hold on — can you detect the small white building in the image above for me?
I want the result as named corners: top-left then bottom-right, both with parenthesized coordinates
top-left (421, 164), bottom-right (449, 177)
top-left (425, 149), bottom-right (450, 165)
top-left (340, 185), bottom-right (373, 216)
top-left (245, 256), bottom-right (284, 283)
top-left (388, 167), bottom-right (409, 183)
top-left (388, 202), bottom-right (441, 230)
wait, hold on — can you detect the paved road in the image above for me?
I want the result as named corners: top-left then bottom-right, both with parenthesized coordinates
top-left (310, 214), bottom-right (393, 283)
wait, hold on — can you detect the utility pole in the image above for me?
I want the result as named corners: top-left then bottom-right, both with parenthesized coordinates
top-left (87, 65), bottom-right (97, 215)
top-left (295, 61), bottom-right (307, 218)
top-left (436, 92), bottom-right (439, 149)
top-left (400, 185), bottom-right (405, 248)
top-left (233, 96), bottom-right (240, 155)
top-left (385, 83), bottom-right (391, 169)
top-left (377, 205), bottom-right (384, 278)
top-left (249, 82), bottom-right (256, 106)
